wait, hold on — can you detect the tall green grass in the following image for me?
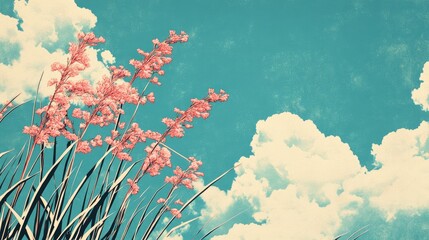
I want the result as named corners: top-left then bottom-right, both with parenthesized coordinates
top-left (0, 31), bottom-right (234, 240)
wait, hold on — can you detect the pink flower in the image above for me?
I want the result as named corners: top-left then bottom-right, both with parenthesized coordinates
top-left (62, 131), bottom-right (78, 141)
top-left (150, 77), bottom-right (161, 85)
top-left (152, 38), bottom-right (160, 45)
top-left (105, 124), bottom-right (163, 162)
top-left (207, 88), bottom-right (229, 102)
top-left (76, 141), bottom-right (91, 154)
top-left (165, 158), bottom-right (204, 190)
top-left (118, 122), bottom-right (126, 129)
top-left (90, 135), bottom-right (103, 147)
top-left (129, 31), bottom-right (189, 85)
top-left (162, 89), bottom-right (228, 139)
top-left (78, 32), bottom-right (105, 46)
top-left (50, 62), bottom-right (66, 72)
top-left (110, 65), bottom-right (131, 80)
top-left (147, 92), bottom-right (155, 103)
top-left (72, 108), bottom-right (83, 118)
top-left (157, 198), bottom-right (166, 204)
top-left (127, 179), bottom-right (139, 195)
top-left (142, 143), bottom-right (172, 176)
top-left (181, 179), bottom-right (193, 189)
top-left (170, 208), bottom-right (182, 219)
top-left (47, 78), bottom-right (58, 86)
top-left (174, 199), bottom-right (184, 206)
top-left (116, 152), bottom-right (132, 161)
top-left (167, 30), bottom-right (189, 44)
top-left (23, 32), bottom-right (106, 145)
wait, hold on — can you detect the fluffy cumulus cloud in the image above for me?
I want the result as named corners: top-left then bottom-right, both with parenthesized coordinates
top-left (198, 113), bottom-right (367, 239)
top-left (198, 112), bottom-right (429, 239)
top-left (346, 121), bottom-right (429, 220)
top-left (0, 0), bottom-right (111, 102)
top-left (412, 62), bottom-right (429, 111)
top-left (101, 50), bottom-right (116, 65)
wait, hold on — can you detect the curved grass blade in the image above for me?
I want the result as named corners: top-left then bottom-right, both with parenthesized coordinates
top-left (57, 196), bottom-right (102, 239)
top-left (0, 93), bottom-right (21, 123)
top-left (346, 225), bottom-right (369, 240)
top-left (131, 205), bottom-right (158, 240)
top-left (352, 230), bottom-right (369, 240)
top-left (81, 214), bottom-right (112, 240)
top-left (193, 216), bottom-right (213, 239)
top-left (199, 209), bottom-right (247, 240)
top-left (71, 161), bottom-right (139, 239)
top-left (0, 147), bottom-right (26, 239)
top-left (4, 202), bottom-right (35, 240)
top-left (0, 100), bottom-right (30, 124)
top-left (15, 141), bottom-right (77, 239)
top-left (30, 72), bottom-right (44, 127)
top-left (129, 183), bottom-right (166, 240)
top-left (165, 216), bottom-right (199, 238)
top-left (47, 147), bottom-right (115, 239)
top-left (334, 232), bottom-right (349, 240)
top-left (119, 188), bottom-right (149, 240)
top-left (155, 165), bottom-right (238, 240)
top-left (0, 149), bottom-right (14, 159)
top-left (0, 173), bottom-right (37, 205)
top-left (0, 151), bottom-right (19, 189)
top-left (142, 186), bottom-right (176, 240)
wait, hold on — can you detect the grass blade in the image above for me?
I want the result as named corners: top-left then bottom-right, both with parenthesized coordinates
top-left (15, 141), bottom-right (77, 239)
top-left (47, 147), bottom-right (115, 239)
top-left (165, 216), bottom-right (199, 238)
top-left (4, 202), bottom-right (35, 240)
top-left (199, 209), bottom-right (247, 240)
top-left (155, 164), bottom-right (238, 240)
top-left (346, 225), bottom-right (369, 240)
top-left (0, 149), bottom-right (14, 159)
top-left (81, 214), bottom-right (112, 240)
top-left (0, 173), bottom-right (37, 205)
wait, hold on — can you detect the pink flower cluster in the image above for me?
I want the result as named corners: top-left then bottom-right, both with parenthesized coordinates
top-left (71, 75), bottom-right (141, 129)
top-left (23, 31), bottom-right (190, 156)
top-left (142, 143), bottom-right (172, 176)
top-left (169, 208), bottom-right (182, 219)
top-left (76, 141), bottom-right (91, 154)
top-left (164, 157), bottom-right (204, 190)
top-left (129, 31), bottom-right (188, 85)
top-left (156, 198), bottom-right (184, 219)
top-left (207, 88), bottom-right (229, 102)
top-left (14, 30), bottom-right (231, 224)
top-left (23, 32), bottom-right (106, 145)
top-left (152, 158), bottom-right (203, 220)
top-left (105, 123), bottom-right (162, 161)
top-left (162, 89), bottom-right (229, 138)
top-left (127, 179), bottom-right (140, 195)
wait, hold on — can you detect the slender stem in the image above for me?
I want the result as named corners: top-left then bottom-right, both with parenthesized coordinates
top-left (159, 143), bottom-right (190, 163)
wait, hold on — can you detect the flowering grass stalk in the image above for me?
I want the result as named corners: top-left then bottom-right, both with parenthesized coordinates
top-left (0, 30), bottom-right (233, 240)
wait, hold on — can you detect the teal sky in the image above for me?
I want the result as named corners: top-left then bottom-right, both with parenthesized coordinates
top-left (74, 0), bottom-right (429, 169)
top-left (1, 0), bottom-right (429, 239)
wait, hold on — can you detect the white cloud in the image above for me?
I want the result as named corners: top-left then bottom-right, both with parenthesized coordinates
top-left (199, 112), bottom-right (429, 239)
top-left (195, 180), bottom-right (235, 218)
top-left (346, 121), bottom-right (429, 220)
top-left (412, 62), bottom-right (429, 111)
top-left (163, 235), bottom-right (183, 240)
top-left (0, 14), bottom-right (20, 42)
top-left (199, 113), bottom-right (367, 240)
top-left (0, 0), bottom-right (111, 103)
top-left (101, 50), bottom-right (115, 65)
